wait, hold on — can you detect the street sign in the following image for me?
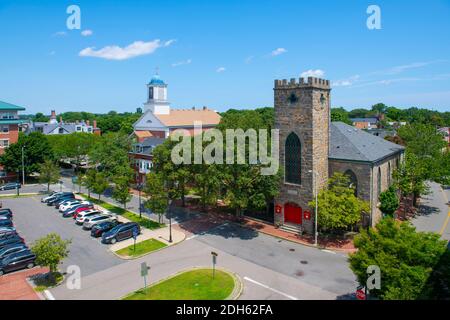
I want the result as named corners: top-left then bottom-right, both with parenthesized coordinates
top-left (211, 252), bottom-right (218, 279)
top-left (141, 262), bottom-right (149, 277)
top-left (132, 227), bottom-right (139, 240)
top-left (356, 287), bottom-right (366, 300)
top-left (304, 210), bottom-right (311, 220)
top-left (275, 204), bottom-right (282, 214)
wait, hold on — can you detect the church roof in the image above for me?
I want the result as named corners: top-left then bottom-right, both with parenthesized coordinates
top-left (330, 122), bottom-right (405, 163)
top-left (149, 74), bottom-right (165, 86)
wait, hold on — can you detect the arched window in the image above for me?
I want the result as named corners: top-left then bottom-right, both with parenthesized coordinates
top-left (377, 167), bottom-right (382, 196)
top-left (285, 132), bottom-right (301, 184)
top-left (344, 170), bottom-right (358, 197)
top-left (387, 162), bottom-right (391, 186)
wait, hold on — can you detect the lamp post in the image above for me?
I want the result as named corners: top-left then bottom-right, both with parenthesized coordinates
top-left (168, 199), bottom-right (173, 243)
top-left (308, 170), bottom-right (319, 246)
top-left (21, 145), bottom-right (25, 186)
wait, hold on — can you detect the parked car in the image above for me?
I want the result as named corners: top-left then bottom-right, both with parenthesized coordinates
top-left (0, 209), bottom-right (12, 219)
top-left (42, 192), bottom-right (72, 203)
top-left (0, 219), bottom-right (13, 228)
top-left (0, 182), bottom-right (21, 191)
top-left (62, 205), bottom-right (89, 218)
top-left (0, 227), bottom-right (16, 236)
top-left (0, 215), bottom-right (11, 220)
top-left (75, 210), bottom-right (103, 225)
top-left (82, 214), bottom-right (117, 230)
top-left (91, 220), bottom-right (121, 238)
top-left (47, 194), bottom-right (74, 206)
top-left (0, 251), bottom-right (36, 276)
top-left (0, 243), bottom-right (28, 259)
top-left (59, 200), bottom-right (91, 212)
top-left (54, 197), bottom-right (77, 209)
top-left (102, 222), bottom-right (140, 244)
top-left (0, 234), bottom-right (24, 250)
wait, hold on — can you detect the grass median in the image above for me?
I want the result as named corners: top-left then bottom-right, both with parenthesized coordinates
top-left (123, 268), bottom-right (235, 300)
top-left (80, 194), bottom-right (164, 230)
top-left (115, 238), bottom-right (167, 258)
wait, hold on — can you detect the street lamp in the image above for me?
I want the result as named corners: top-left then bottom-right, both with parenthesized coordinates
top-left (168, 199), bottom-right (173, 243)
top-left (308, 169), bottom-right (319, 246)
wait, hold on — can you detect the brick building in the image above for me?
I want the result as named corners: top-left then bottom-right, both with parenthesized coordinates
top-left (274, 77), bottom-right (404, 234)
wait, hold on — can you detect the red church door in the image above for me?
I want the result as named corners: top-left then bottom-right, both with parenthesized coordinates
top-left (284, 203), bottom-right (302, 225)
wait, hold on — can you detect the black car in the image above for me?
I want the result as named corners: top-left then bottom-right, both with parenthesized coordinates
top-left (47, 194), bottom-right (74, 206)
top-left (41, 191), bottom-right (70, 203)
top-left (0, 233), bottom-right (24, 250)
top-left (91, 220), bottom-right (121, 238)
top-left (0, 243), bottom-right (28, 259)
top-left (0, 251), bottom-right (36, 276)
top-left (0, 182), bottom-right (21, 191)
top-left (102, 222), bottom-right (140, 244)
top-left (0, 209), bottom-right (12, 219)
top-left (0, 219), bottom-right (13, 228)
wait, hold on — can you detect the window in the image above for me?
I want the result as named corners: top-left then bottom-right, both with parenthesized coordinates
top-left (0, 125), bottom-right (9, 133)
top-left (387, 162), bottom-right (391, 186)
top-left (285, 132), bottom-right (301, 184)
top-left (0, 139), bottom-right (9, 148)
top-left (149, 87), bottom-right (153, 100)
top-left (377, 167), bottom-right (382, 196)
top-left (344, 170), bottom-right (358, 197)
top-left (58, 128), bottom-right (64, 134)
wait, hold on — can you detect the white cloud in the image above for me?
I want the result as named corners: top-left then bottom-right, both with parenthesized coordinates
top-left (52, 31), bottom-right (67, 37)
top-left (164, 39), bottom-right (176, 47)
top-left (172, 59), bottom-right (192, 67)
top-left (49, 51), bottom-right (56, 56)
top-left (245, 56), bottom-right (254, 64)
top-left (301, 69), bottom-right (325, 78)
top-left (332, 75), bottom-right (360, 87)
top-left (81, 30), bottom-right (93, 37)
top-left (216, 67), bottom-right (226, 73)
top-left (271, 48), bottom-right (287, 56)
top-left (79, 39), bottom-right (175, 61)
top-left (375, 60), bottom-right (446, 75)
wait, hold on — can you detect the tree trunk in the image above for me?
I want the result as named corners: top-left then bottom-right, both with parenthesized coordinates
top-left (47, 182), bottom-right (50, 193)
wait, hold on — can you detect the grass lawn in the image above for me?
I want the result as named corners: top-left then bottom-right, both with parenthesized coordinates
top-left (81, 194), bottom-right (164, 230)
top-left (123, 269), bottom-right (235, 300)
top-left (115, 238), bottom-right (167, 257)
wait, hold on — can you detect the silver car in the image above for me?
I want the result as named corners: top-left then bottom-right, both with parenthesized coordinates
top-left (82, 214), bottom-right (117, 230)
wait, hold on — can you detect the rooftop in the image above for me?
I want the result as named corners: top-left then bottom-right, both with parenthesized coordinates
top-left (0, 101), bottom-right (26, 111)
top-left (330, 122), bottom-right (405, 163)
top-left (155, 108), bottom-right (221, 127)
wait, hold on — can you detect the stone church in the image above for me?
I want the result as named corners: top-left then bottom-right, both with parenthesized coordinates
top-left (273, 76), bottom-right (405, 234)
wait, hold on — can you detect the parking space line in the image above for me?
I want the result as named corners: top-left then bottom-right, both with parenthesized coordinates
top-left (44, 290), bottom-right (56, 300)
top-left (243, 276), bottom-right (298, 300)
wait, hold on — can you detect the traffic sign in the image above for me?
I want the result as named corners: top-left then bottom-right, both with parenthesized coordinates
top-left (141, 262), bottom-right (150, 277)
top-left (356, 287), bottom-right (366, 300)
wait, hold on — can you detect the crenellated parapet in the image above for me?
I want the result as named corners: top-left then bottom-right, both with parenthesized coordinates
top-left (274, 77), bottom-right (330, 90)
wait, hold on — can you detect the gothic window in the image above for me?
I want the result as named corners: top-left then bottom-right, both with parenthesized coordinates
top-left (285, 132), bottom-right (301, 184)
top-left (149, 87), bottom-right (153, 100)
top-left (377, 167), bottom-right (382, 196)
top-left (344, 169), bottom-right (358, 197)
top-left (387, 162), bottom-right (391, 186)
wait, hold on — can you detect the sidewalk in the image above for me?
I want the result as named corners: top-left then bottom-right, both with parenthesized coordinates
top-left (0, 267), bottom-right (49, 300)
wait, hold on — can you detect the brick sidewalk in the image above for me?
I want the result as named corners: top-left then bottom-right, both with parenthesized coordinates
top-left (0, 267), bottom-right (49, 300)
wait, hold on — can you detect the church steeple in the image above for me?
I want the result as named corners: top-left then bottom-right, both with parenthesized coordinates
top-left (144, 69), bottom-right (170, 114)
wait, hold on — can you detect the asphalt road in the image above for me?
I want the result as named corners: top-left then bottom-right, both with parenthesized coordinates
top-left (2, 196), bottom-right (124, 277)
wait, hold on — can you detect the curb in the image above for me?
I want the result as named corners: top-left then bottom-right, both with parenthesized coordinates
top-left (120, 266), bottom-right (243, 300)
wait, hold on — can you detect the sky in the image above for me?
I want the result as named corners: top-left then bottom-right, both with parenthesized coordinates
top-left (0, 0), bottom-right (450, 114)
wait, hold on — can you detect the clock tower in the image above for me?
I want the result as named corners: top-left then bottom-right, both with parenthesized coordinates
top-left (273, 76), bottom-right (331, 234)
top-left (143, 72), bottom-right (170, 115)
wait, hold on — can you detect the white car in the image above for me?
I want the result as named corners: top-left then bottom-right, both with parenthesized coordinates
top-left (82, 214), bottom-right (117, 230)
top-left (59, 200), bottom-right (91, 212)
top-left (75, 210), bottom-right (103, 225)
top-left (41, 192), bottom-right (62, 203)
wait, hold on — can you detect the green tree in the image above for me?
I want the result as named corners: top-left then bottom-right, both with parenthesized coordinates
top-left (31, 233), bottom-right (71, 280)
top-left (92, 172), bottom-right (109, 200)
top-left (112, 175), bottom-right (132, 209)
top-left (349, 218), bottom-right (449, 300)
top-left (82, 169), bottom-right (97, 198)
top-left (308, 172), bottom-right (369, 232)
top-left (0, 132), bottom-right (54, 177)
top-left (38, 159), bottom-right (60, 192)
top-left (379, 186), bottom-right (399, 216)
top-left (143, 172), bottom-right (169, 223)
top-left (193, 164), bottom-right (221, 211)
top-left (331, 107), bottom-right (351, 124)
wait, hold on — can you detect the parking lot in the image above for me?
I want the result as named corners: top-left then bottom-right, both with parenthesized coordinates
top-left (2, 196), bottom-right (124, 277)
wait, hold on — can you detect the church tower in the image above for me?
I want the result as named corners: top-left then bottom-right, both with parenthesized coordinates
top-left (273, 76), bottom-right (331, 234)
top-left (143, 72), bottom-right (170, 115)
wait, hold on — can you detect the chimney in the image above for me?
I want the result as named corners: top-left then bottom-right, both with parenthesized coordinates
top-left (50, 110), bottom-right (56, 119)
top-left (59, 116), bottom-right (63, 124)
top-left (93, 120), bottom-right (97, 128)
top-left (192, 106), bottom-right (195, 110)
top-left (86, 120), bottom-right (90, 126)
top-left (203, 106), bottom-right (207, 110)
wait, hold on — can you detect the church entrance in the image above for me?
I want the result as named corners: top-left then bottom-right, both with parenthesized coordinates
top-left (284, 203), bottom-right (302, 225)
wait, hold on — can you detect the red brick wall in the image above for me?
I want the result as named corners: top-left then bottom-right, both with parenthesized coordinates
top-left (0, 124), bottom-right (19, 156)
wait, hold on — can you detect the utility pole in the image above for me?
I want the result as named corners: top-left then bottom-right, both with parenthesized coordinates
top-left (309, 170), bottom-right (319, 246)
top-left (21, 145), bottom-right (25, 185)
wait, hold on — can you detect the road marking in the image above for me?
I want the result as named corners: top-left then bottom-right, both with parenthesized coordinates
top-left (44, 290), bottom-right (55, 300)
top-left (439, 212), bottom-right (450, 235)
top-left (243, 276), bottom-right (298, 300)
top-left (321, 249), bottom-right (337, 254)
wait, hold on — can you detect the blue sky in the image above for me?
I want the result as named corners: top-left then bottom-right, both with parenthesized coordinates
top-left (1, 0), bottom-right (449, 114)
